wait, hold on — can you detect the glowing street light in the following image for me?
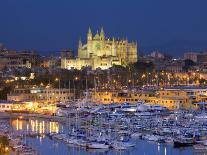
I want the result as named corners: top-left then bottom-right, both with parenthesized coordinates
top-left (74, 76), bottom-right (79, 81)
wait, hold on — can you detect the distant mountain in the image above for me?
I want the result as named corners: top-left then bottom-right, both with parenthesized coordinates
top-left (140, 40), bottom-right (207, 58)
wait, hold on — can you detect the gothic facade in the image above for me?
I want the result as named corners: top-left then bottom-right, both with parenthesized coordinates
top-left (61, 28), bottom-right (138, 70)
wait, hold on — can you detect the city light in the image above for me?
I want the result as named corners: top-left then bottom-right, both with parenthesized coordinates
top-left (0, 2), bottom-right (206, 154)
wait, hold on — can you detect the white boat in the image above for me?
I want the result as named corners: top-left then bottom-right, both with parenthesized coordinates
top-left (77, 140), bottom-right (88, 147)
top-left (86, 142), bottom-right (110, 149)
top-left (196, 140), bottom-right (207, 146)
top-left (137, 104), bottom-right (166, 112)
top-left (193, 144), bottom-right (207, 152)
top-left (195, 114), bottom-right (207, 121)
top-left (117, 141), bottom-right (136, 147)
top-left (120, 104), bottom-right (137, 112)
top-left (135, 112), bottom-right (155, 117)
top-left (165, 137), bottom-right (174, 144)
top-left (162, 128), bottom-right (173, 134)
top-left (73, 139), bottom-right (88, 147)
top-left (66, 137), bottom-right (79, 144)
top-left (54, 134), bottom-right (67, 140)
top-left (143, 134), bottom-right (159, 141)
top-left (131, 132), bottom-right (142, 138)
top-left (111, 142), bottom-right (127, 150)
top-left (137, 104), bottom-right (149, 112)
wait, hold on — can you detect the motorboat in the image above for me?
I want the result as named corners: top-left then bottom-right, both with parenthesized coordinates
top-left (193, 144), bottom-right (207, 152)
top-left (111, 142), bottom-right (127, 150)
top-left (195, 113), bottom-right (207, 121)
top-left (174, 137), bottom-right (195, 147)
top-left (131, 132), bottom-right (142, 138)
top-left (196, 140), bottom-right (207, 146)
top-left (86, 142), bottom-right (110, 149)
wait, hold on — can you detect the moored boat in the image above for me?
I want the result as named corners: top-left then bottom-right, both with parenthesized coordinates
top-left (86, 142), bottom-right (110, 149)
top-left (174, 137), bottom-right (195, 148)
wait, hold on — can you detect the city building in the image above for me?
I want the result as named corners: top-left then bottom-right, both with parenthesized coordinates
top-left (0, 100), bottom-right (19, 112)
top-left (40, 56), bottom-right (60, 68)
top-left (0, 50), bottom-right (41, 69)
top-left (153, 59), bottom-right (184, 73)
top-left (184, 52), bottom-right (198, 62)
top-left (165, 60), bottom-right (184, 73)
top-left (91, 88), bottom-right (207, 109)
top-left (61, 50), bottom-right (74, 59)
top-left (184, 52), bottom-right (207, 64)
top-left (61, 27), bottom-right (138, 70)
top-left (7, 88), bottom-right (74, 103)
top-left (197, 53), bottom-right (207, 64)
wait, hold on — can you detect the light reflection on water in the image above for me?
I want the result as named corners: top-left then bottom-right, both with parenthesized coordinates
top-left (10, 118), bottom-right (194, 155)
top-left (11, 118), bottom-right (61, 134)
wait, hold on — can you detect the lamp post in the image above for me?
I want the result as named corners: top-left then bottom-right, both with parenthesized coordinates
top-left (55, 78), bottom-right (60, 101)
top-left (73, 76), bottom-right (79, 101)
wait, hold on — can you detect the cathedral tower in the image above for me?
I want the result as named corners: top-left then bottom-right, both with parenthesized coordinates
top-left (87, 27), bottom-right (92, 41)
top-left (100, 27), bottom-right (105, 51)
top-left (100, 27), bottom-right (105, 40)
top-left (112, 37), bottom-right (116, 56)
top-left (87, 27), bottom-right (93, 58)
top-left (78, 38), bottom-right (82, 49)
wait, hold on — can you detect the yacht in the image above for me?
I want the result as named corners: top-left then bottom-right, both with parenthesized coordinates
top-left (193, 144), bottom-right (207, 152)
top-left (119, 103), bottom-right (137, 112)
top-left (195, 113), bottom-right (207, 121)
top-left (196, 140), bottom-right (207, 146)
top-left (86, 142), bottom-right (110, 149)
top-left (174, 137), bottom-right (195, 147)
top-left (131, 132), bottom-right (142, 138)
top-left (111, 142), bottom-right (127, 150)
top-left (142, 134), bottom-right (164, 142)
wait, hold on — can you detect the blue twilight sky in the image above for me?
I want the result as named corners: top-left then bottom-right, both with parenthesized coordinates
top-left (0, 0), bottom-right (207, 57)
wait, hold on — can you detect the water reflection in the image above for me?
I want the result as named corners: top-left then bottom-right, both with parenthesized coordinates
top-left (157, 143), bottom-right (160, 153)
top-left (11, 118), bottom-right (60, 134)
top-left (10, 118), bottom-right (193, 155)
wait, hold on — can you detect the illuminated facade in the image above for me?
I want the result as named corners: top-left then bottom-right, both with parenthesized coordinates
top-left (7, 88), bottom-right (74, 103)
top-left (61, 27), bottom-right (138, 70)
top-left (91, 88), bottom-right (207, 109)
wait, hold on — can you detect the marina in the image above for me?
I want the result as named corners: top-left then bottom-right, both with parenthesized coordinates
top-left (1, 1), bottom-right (207, 154)
top-left (0, 101), bottom-right (207, 155)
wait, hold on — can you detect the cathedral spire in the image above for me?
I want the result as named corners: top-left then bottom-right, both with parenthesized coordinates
top-left (100, 27), bottom-right (105, 40)
top-left (88, 27), bottom-right (92, 35)
top-left (112, 37), bottom-right (115, 43)
top-left (94, 30), bottom-right (100, 40)
top-left (87, 27), bottom-right (92, 41)
top-left (78, 38), bottom-right (82, 49)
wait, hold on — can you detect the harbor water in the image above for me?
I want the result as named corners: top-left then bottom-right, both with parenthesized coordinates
top-left (10, 117), bottom-right (194, 155)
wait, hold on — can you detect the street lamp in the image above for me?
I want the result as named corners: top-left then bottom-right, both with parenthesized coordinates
top-left (55, 78), bottom-right (60, 101)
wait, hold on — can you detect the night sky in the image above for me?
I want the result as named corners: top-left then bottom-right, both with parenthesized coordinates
top-left (0, 0), bottom-right (207, 57)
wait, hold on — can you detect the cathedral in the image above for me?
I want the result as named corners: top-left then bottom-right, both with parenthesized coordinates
top-left (61, 27), bottom-right (138, 70)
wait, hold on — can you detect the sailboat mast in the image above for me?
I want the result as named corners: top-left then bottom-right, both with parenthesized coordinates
top-left (68, 80), bottom-right (70, 100)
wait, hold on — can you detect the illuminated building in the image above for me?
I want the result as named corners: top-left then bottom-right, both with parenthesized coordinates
top-left (91, 88), bottom-right (207, 109)
top-left (7, 88), bottom-right (74, 103)
top-left (0, 100), bottom-right (19, 112)
top-left (61, 27), bottom-right (138, 70)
